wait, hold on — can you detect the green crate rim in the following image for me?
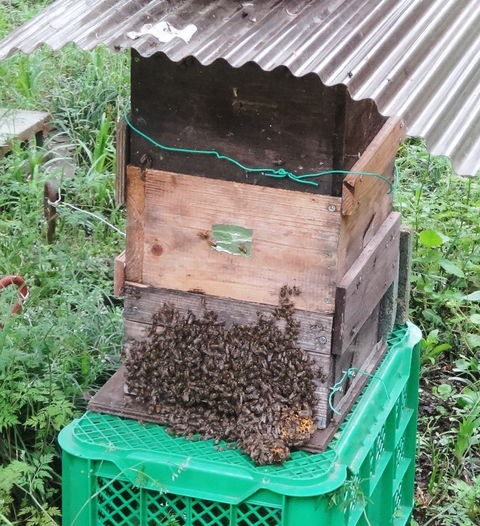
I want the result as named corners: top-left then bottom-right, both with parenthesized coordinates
top-left (59, 323), bottom-right (420, 498)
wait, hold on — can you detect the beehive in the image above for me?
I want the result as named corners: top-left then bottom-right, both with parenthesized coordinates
top-left (110, 52), bottom-right (406, 443)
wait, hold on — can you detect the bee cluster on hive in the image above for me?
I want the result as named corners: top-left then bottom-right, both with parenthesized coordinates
top-left (125, 286), bottom-right (318, 464)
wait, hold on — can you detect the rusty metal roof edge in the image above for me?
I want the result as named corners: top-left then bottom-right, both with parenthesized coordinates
top-left (0, 0), bottom-right (478, 176)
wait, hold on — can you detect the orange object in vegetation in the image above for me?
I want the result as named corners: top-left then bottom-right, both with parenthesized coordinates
top-left (0, 275), bottom-right (29, 319)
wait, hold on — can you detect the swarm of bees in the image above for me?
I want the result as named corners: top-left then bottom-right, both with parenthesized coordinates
top-left (125, 286), bottom-right (318, 465)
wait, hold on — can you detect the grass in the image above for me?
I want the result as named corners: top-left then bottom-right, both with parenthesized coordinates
top-left (0, 2), bottom-right (479, 525)
top-left (395, 144), bottom-right (480, 525)
top-left (0, 3), bottom-right (128, 523)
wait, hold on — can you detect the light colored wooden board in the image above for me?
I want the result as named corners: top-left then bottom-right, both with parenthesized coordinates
top-left (114, 251), bottom-right (126, 296)
top-left (341, 117), bottom-right (405, 216)
top-left (333, 212), bottom-right (401, 355)
top-left (134, 166), bottom-right (342, 313)
top-left (123, 282), bottom-right (334, 355)
top-left (125, 167), bottom-right (145, 282)
top-left (336, 117), bottom-right (405, 279)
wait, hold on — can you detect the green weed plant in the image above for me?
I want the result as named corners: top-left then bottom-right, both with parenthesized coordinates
top-left (396, 140), bottom-right (480, 524)
top-left (0, 4), bottom-right (128, 519)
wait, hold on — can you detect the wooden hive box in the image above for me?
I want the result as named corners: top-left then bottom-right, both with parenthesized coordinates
top-left (110, 52), bottom-right (407, 444)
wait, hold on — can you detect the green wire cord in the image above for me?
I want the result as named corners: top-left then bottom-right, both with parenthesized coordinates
top-left (328, 368), bottom-right (390, 416)
top-left (124, 114), bottom-right (394, 193)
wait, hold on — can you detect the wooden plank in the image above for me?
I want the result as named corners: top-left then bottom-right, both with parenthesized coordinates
top-left (395, 227), bottom-right (413, 325)
top-left (342, 96), bottom-right (387, 170)
top-left (138, 166), bottom-right (341, 313)
top-left (114, 251), bottom-right (126, 296)
top-left (333, 212), bottom-right (401, 355)
top-left (125, 166), bottom-right (145, 282)
top-left (310, 354), bottom-right (333, 429)
top-left (341, 117), bottom-right (405, 216)
top-left (350, 304), bottom-right (382, 370)
top-left (333, 303), bottom-right (381, 405)
top-left (0, 108), bottom-right (50, 158)
top-left (334, 341), bottom-right (387, 421)
top-left (130, 52), bottom-right (337, 195)
top-left (305, 340), bottom-right (387, 452)
top-left (88, 367), bottom-right (129, 415)
top-left (330, 304), bottom-right (381, 422)
top-left (123, 319), bottom-right (148, 359)
top-left (330, 87), bottom-right (347, 196)
top-left (124, 318), bottom-right (333, 365)
top-left (123, 282), bottom-right (333, 355)
top-left (115, 119), bottom-right (128, 206)
top-left (123, 281), bottom-right (335, 429)
top-left (336, 117), bottom-right (405, 279)
top-left (378, 274), bottom-right (399, 342)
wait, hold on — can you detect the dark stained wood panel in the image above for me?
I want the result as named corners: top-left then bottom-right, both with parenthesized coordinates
top-left (115, 119), bottom-right (128, 206)
top-left (396, 227), bottom-right (413, 326)
top-left (333, 303), bottom-right (381, 402)
top-left (130, 53), bottom-right (342, 195)
top-left (123, 282), bottom-right (333, 355)
top-left (333, 212), bottom-right (401, 355)
top-left (342, 97), bottom-right (388, 171)
top-left (305, 340), bottom-right (387, 452)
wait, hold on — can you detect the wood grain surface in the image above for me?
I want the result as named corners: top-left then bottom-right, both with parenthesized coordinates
top-left (135, 166), bottom-right (342, 313)
top-left (333, 211), bottom-right (401, 355)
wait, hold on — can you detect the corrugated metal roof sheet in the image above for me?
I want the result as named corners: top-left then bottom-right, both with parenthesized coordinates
top-left (0, 0), bottom-right (478, 175)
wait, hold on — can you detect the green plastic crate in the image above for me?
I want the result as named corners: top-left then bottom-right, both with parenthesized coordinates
top-left (59, 323), bottom-right (421, 526)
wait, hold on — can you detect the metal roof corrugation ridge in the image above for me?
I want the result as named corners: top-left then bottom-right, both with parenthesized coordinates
top-left (0, 0), bottom-right (479, 176)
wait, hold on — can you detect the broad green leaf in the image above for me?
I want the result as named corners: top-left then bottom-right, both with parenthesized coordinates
top-left (435, 383), bottom-right (454, 400)
top-left (466, 333), bottom-right (480, 349)
top-left (439, 259), bottom-right (465, 278)
top-left (456, 388), bottom-right (480, 409)
top-left (455, 418), bottom-right (475, 460)
top-left (418, 229), bottom-right (444, 248)
top-left (422, 308), bottom-right (443, 326)
top-left (469, 313), bottom-right (480, 325)
top-left (455, 358), bottom-right (473, 372)
top-left (464, 290), bottom-right (480, 302)
top-left (432, 343), bottom-right (451, 354)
